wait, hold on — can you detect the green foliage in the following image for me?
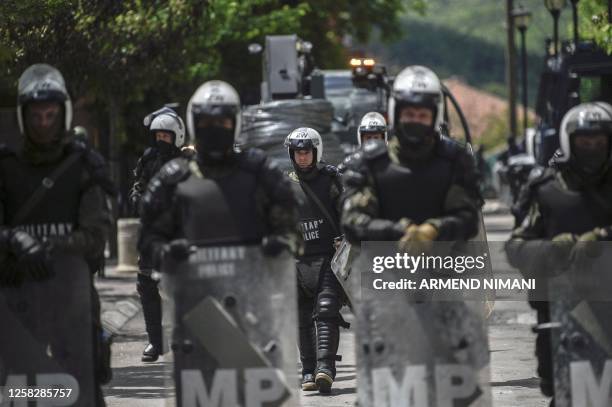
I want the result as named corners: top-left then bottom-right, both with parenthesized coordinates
top-left (578, 0), bottom-right (612, 53)
top-left (369, 17), bottom-right (542, 102)
top-left (367, 0), bottom-right (611, 100)
top-left (0, 0), bottom-right (415, 147)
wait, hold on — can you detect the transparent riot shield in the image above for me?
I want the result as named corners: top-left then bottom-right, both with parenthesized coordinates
top-left (0, 254), bottom-right (96, 406)
top-left (548, 244), bottom-right (612, 407)
top-left (161, 245), bottom-right (298, 407)
top-left (331, 239), bottom-right (360, 308)
top-left (352, 242), bottom-right (492, 407)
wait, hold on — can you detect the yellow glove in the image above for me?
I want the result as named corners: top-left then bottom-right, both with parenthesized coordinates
top-left (547, 233), bottom-right (577, 271)
top-left (570, 229), bottom-right (604, 268)
top-left (412, 223), bottom-right (439, 242)
top-left (398, 223), bottom-right (439, 253)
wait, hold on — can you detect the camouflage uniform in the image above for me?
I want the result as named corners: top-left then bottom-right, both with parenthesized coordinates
top-left (341, 138), bottom-right (482, 243)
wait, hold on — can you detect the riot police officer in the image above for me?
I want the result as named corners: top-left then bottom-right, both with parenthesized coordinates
top-left (138, 79), bottom-right (300, 289)
top-left (341, 65), bottom-right (481, 244)
top-left (138, 80), bottom-right (301, 406)
top-left (505, 102), bottom-right (612, 406)
top-left (284, 127), bottom-right (347, 393)
top-left (357, 111), bottom-right (387, 146)
top-left (338, 112), bottom-right (388, 174)
top-left (130, 107), bottom-right (188, 362)
top-left (0, 63), bottom-right (114, 405)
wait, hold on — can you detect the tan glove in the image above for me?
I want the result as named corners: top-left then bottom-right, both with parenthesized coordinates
top-left (398, 223), bottom-right (439, 253)
top-left (570, 228), bottom-right (604, 268)
top-left (412, 223), bottom-right (439, 242)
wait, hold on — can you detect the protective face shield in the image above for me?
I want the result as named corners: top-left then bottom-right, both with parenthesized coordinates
top-left (147, 109), bottom-right (186, 149)
top-left (284, 127), bottom-right (323, 173)
top-left (17, 64), bottom-right (72, 142)
top-left (388, 65), bottom-right (443, 149)
top-left (558, 102), bottom-right (612, 175)
top-left (23, 102), bottom-right (64, 147)
top-left (357, 112), bottom-right (388, 146)
top-left (187, 81), bottom-right (241, 161)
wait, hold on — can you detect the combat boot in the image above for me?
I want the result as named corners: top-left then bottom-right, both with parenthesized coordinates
top-left (315, 359), bottom-right (335, 394)
top-left (301, 373), bottom-right (317, 391)
top-left (299, 324), bottom-right (317, 390)
top-left (141, 343), bottom-right (161, 362)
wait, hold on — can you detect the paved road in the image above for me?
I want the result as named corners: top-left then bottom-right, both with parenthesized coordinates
top-left (98, 203), bottom-right (548, 406)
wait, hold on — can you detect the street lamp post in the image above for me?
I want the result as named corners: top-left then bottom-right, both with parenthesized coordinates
top-left (570, 0), bottom-right (580, 45)
top-left (544, 0), bottom-right (567, 57)
top-left (506, 0), bottom-right (518, 146)
top-left (513, 5), bottom-right (532, 136)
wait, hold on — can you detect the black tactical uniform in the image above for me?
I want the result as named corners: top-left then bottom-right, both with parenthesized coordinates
top-left (289, 164), bottom-right (347, 391)
top-left (506, 101), bottom-right (612, 404)
top-left (0, 64), bottom-right (114, 406)
top-left (138, 148), bottom-right (300, 268)
top-left (506, 159), bottom-right (612, 399)
top-left (0, 138), bottom-right (115, 405)
top-left (341, 137), bottom-right (482, 243)
top-left (130, 145), bottom-right (192, 361)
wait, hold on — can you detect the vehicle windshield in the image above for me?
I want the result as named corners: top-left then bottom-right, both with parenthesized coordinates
top-left (324, 74), bottom-right (353, 97)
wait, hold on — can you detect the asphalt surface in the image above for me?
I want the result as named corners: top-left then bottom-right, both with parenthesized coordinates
top-left (98, 201), bottom-right (548, 406)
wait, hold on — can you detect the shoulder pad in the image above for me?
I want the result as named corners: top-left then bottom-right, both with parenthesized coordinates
top-left (78, 146), bottom-right (117, 196)
top-left (343, 168), bottom-right (366, 188)
top-left (321, 164), bottom-right (340, 177)
top-left (81, 147), bottom-right (106, 169)
top-left (342, 152), bottom-right (358, 166)
top-left (238, 148), bottom-right (268, 172)
top-left (341, 152), bottom-right (362, 170)
top-left (340, 151), bottom-right (370, 183)
top-left (437, 136), bottom-right (466, 160)
top-left (136, 147), bottom-right (159, 170)
top-left (142, 147), bottom-right (157, 160)
top-left (158, 158), bottom-right (191, 185)
top-left (0, 144), bottom-right (16, 159)
top-left (66, 139), bottom-right (87, 153)
top-left (361, 140), bottom-right (388, 161)
top-left (526, 166), bottom-right (554, 190)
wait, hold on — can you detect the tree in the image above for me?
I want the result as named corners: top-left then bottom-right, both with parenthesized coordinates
top-left (0, 0), bottom-right (416, 134)
top-left (578, 0), bottom-right (612, 54)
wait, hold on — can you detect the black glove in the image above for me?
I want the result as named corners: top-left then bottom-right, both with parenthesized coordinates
top-left (9, 230), bottom-right (51, 280)
top-left (163, 239), bottom-right (193, 262)
top-left (0, 255), bottom-right (25, 286)
top-left (261, 235), bottom-right (289, 257)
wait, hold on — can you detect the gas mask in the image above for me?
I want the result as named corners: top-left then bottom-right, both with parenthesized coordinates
top-left (395, 122), bottom-right (437, 149)
top-left (195, 125), bottom-right (235, 162)
top-left (571, 138), bottom-right (610, 175)
top-left (155, 139), bottom-right (177, 160)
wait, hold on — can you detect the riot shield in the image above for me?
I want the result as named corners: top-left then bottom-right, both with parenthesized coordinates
top-left (548, 246), bottom-right (612, 407)
top-left (352, 242), bottom-right (492, 407)
top-left (331, 239), bottom-right (360, 308)
top-left (334, 213), bottom-right (495, 317)
top-left (0, 254), bottom-right (96, 406)
top-left (161, 245), bottom-right (298, 407)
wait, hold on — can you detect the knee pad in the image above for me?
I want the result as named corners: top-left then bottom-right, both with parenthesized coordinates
top-left (316, 291), bottom-right (341, 321)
